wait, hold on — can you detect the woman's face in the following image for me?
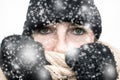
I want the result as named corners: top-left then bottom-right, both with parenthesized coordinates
top-left (32, 22), bottom-right (95, 53)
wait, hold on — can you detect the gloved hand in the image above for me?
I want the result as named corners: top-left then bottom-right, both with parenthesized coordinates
top-left (0, 35), bottom-right (52, 80)
top-left (65, 43), bottom-right (118, 80)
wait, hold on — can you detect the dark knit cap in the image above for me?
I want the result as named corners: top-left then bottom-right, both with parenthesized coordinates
top-left (22, 0), bottom-right (102, 40)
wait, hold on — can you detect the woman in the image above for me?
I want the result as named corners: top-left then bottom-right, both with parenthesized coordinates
top-left (0, 0), bottom-right (119, 80)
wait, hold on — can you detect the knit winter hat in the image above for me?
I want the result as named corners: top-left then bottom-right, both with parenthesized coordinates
top-left (22, 0), bottom-right (102, 40)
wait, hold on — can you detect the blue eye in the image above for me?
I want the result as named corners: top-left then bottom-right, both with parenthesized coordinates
top-left (39, 27), bottom-right (53, 35)
top-left (72, 28), bottom-right (85, 35)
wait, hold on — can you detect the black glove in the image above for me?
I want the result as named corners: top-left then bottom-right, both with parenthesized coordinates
top-left (0, 35), bottom-right (52, 80)
top-left (65, 43), bottom-right (118, 80)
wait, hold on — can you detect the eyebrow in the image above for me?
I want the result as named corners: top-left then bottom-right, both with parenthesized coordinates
top-left (69, 23), bottom-right (84, 28)
top-left (41, 23), bottom-right (85, 29)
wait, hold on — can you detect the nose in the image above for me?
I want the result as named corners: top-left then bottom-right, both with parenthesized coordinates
top-left (53, 23), bottom-right (68, 53)
top-left (53, 38), bottom-right (67, 53)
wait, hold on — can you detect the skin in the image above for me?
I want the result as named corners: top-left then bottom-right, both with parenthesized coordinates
top-left (32, 22), bottom-right (95, 53)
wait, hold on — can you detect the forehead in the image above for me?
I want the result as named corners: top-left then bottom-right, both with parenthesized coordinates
top-left (46, 22), bottom-right (91, 29)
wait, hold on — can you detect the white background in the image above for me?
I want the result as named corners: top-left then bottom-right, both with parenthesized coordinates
top-left (0, 0), bottom-right (120, 50)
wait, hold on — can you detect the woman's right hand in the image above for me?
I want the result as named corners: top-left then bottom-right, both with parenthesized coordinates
top-left (0, 35), bottom-right (52, 80)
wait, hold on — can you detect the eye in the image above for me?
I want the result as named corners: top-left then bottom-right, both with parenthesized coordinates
top-left (38, 27), bottom-right (54, 35)
top-left (71, 28), bottom-right (86, 35)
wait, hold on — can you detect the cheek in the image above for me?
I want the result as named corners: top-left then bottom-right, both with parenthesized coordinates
top-left (67, 34), bottom-right (94, 48)
top-left (32, 34), bottom-right (57, 51)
